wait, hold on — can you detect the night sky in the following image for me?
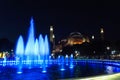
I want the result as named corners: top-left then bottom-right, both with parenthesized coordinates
top-left (0, 0), bottom-right (120, 43)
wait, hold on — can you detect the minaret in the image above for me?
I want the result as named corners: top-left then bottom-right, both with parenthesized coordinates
top-left (50, 26), bottom-right (55, 50)
top-left (50, 26), bottom-right (54, 43)
top-left (52, 34), bottom-right (55, 49)
top-left (100, 26), bottom-right (104, 40)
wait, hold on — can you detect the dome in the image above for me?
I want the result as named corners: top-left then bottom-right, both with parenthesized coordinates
top-left (69, 32), bottom-right (83, 39)
top-left (68, 32), bottom-right (83, 45)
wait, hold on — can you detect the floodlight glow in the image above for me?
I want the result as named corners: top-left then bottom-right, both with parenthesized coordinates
top-left (17, 71), bottom-right (22, 74)
top-left (42, 70), bottom-right (47, 73)
top-left (60, 68), bottom-right (65, 71)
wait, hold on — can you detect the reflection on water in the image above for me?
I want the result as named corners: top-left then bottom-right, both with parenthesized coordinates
top-left (106, 66), bottom-right (113, 74)
top-left (105, 65), bottom-right (120, 74)
top-left (0, 62), bottom-right (120, 80)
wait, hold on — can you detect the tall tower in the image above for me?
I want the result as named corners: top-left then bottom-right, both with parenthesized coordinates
top-left (50, 26), bottom-right (54, 43)
top-left (50, 26), bottom-right (55, 50)
top-left (100, 27), bottom-right (104, 40)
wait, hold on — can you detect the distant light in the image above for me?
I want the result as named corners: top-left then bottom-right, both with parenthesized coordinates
top-left (100, 28), bottom-right (104, 33)
top-left (76, 53), bottom-right (79, 56)
top-left (111, 50), bottom-right (116, 54)
top-left (51, 53), bottom-right (54, 56)
top-left (42, 70), bottom-right (47, 73)
top-left (60, 68), bottom-right (65, 71)
top-left (92, 35), bottom-right (94, 39)
top-left (52, 34), bottom-right (55, 38)
top-left (106, 46), bottom-right (110, 50)
top-left (65, 55), bottom-right (68, 58)
top-left (75, 51), bottom-right (78, 53)
top-left (17, 71), bottom-right (22, 74)
top-left (50, 26), bottom-right (53, 31)
top-left (60, 50), bottom-right (62, 52)
top-left (49, 56), bottom-right (51, 59)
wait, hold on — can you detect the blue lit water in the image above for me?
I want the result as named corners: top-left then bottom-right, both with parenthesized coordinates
top-left (0, 61), bottom-right (120, 80)
top-left (15, 17), bottom-right (50, 73)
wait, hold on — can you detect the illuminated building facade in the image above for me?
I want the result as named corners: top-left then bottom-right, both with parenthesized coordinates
top-left (53, 32), bottom-right (90, 53)
top-left (67, 32), bottom-right (89, 45)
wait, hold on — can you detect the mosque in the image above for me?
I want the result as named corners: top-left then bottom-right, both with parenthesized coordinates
top-left (50, 26), bottom-right (104, 54)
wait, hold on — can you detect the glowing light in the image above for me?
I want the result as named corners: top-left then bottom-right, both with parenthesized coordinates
top-left (60, 50), bottom-right (62, 52)
top-left (92, 35), bottom-right (94, 39)
top-left (51, 53), bottom-right (54, 56)
top-left (101, 28), bottom-right (104, 33)
top-left (65, 55), bottom-right (68, 58)
top-left (17, 71), bottom-right (22, 74)
top-left (106, 46), bottom-right (110, 50)
top-left (50, 26), bottom-right (53, 31)
top-left (69, 66), bottom-right (74, 69)
top-left (60, 68), bottom-right (65, 71)
top-left (11, 49), bottom-right (13, 51)
top-left (0, 53), bottom-right (2, 58)
top-left (111, 50), bottom-right (116, 54)
top-left (75, 51), bottom-right (77, 53)
top-left (52, 34), bottom-right (55, 38)
top-left (42, 70), bottom-right (47, 73)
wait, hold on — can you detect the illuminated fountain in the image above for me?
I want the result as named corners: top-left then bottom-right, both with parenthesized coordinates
top-left (15, 35), bottom-right (24, 74)
top-left (65, 55), bottom-right (69, 65)
top-left (0, 17), bottom-right (74, 75)
top-left (60, 56), bottom-right (65, 71)
top-left (14, 17), bottom-right (74, 74)
top-left (15, 17), bottom-right (50, 73)
top-left (69, 54), bottom-right (74, 69)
